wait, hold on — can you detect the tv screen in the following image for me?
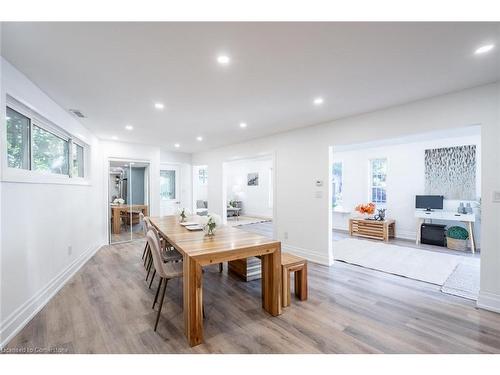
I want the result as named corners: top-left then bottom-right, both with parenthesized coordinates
top-left (416, 195), bottom-right (444, 210)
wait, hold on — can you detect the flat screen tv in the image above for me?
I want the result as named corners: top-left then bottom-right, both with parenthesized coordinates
top-left (415, 195), bottom-right (444, 210)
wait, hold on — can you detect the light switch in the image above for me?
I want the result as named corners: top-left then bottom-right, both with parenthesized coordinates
top-left (493, 191), bottom-right (500, 203)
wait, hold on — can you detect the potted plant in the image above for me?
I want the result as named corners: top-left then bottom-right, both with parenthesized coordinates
top-left (446, 226), bottom-right (469, 251)
top-left (202, 214), bottom-right (221, 236)
top-left (177, 207), bottom-right (190, 223)
top-left (354, 203), bottom-right (376, 218)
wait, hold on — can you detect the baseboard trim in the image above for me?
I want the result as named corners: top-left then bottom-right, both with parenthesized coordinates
top-left (282, 244), bottom-right (332, 266)
top-left (0, 242), bottom-right (104, 349)
top-left (477, 291), bottom-right (500, 314)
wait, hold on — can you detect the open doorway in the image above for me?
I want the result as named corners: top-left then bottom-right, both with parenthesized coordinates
top-left (330, 126), bottom-right (481, 301)
top-left (108, 160), bottom-right (150, 244)
top-left (192, 165), bottom-right (209, 216)
top-left (223, 155), bottom-right (274, 238)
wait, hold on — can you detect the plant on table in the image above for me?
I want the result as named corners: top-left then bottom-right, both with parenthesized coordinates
top-left (355, 203), bottom-right (376, 216)
top-left (177, 207), bottom-right (190, 223)
top-left (202, 213), bottom-right (221, 236)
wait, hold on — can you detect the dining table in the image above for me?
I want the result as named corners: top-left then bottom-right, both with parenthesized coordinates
top-left (148, 215), bottom-right (282, 347)
top-left (110, 204), bottom-right (149, 234)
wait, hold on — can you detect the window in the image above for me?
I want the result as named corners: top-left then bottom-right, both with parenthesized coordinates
top-left (32, 124), bottom-right (69, 175)
top-left (332, 161), bottom-right (343, 207)
top-left (4, 99), bottom-right (87, 180)
top-left (370, 158), bottom-right (387, 204)
top-left (160, 170), bottom-right (176, 200)
top-left (72, 142), bottom-right (85, 178)
top-left (198, 168), bottom-right (208, 185)
top-left (6, 107), bottom-right (30, 169)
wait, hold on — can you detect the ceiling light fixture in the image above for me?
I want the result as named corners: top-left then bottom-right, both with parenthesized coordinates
top-left (125, 125), bottom-right (133, 131)
top-left (196, 136), bottom-right (203, 141)
top-left (474, 44), bottom-right (495, 55)
top-left (313, 97), bottom-right (324, 106)
top-left (154, 102), bottom-right (165, 110)
top-left (239, 122), bottom-right (247, 128)
top-left (174, 143), bottom-right (180, 148)
top-left (217, 55), bottom-right (231, 65)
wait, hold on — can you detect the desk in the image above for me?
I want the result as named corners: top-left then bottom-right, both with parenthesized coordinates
top-left (149, 215), bottom-right (282, 347)
top-left (415, 210), bottom-right (476, 253)
top-left (110, 204), bottom-right (148, 234)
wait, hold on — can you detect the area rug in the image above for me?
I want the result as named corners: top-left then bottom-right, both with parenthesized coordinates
top-left (228, 216), bottom-right (272, 227)
top-left (333, 238), bottom-right (469, 285)
top-left (441, 262), bottom-right (480, 300)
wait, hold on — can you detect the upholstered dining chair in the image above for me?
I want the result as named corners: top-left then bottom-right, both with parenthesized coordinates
top-left (146, 229), bottom-right (184, 331)
top-left (145, 219), bottom-right (183, 288)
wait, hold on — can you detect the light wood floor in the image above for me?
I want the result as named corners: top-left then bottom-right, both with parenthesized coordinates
top-left (6, 234), bottom-right (500, 353)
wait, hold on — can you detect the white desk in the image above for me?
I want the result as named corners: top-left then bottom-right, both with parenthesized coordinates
top-left (415, 210), bottom-right (476, 253)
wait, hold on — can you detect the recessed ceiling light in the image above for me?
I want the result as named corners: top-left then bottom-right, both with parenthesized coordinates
top-left (474, 44), bottom-right (495, 55)
top-left (196, 136), bottom-right (203, 141)
top-left (217, 55), bottom-right (231, 65)
top-left (174, 143), bottom-right (180, 148)
top-left (154, 102), bottom-right (165, 110)
top-left (313, 97), bottom-right (324, 106)
top-left (125, 125), bottom-right (133, 131)
top-left (111, 136), bottom-right (118, 140)
top-left (239, 122), bottom-right (247, 128)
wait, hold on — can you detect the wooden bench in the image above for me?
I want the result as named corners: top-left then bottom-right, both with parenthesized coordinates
top-left (281, 253), bottom-right (308, 307)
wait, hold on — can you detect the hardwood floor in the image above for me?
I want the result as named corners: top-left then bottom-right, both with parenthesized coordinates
top-left (6, 235), bottom-right (500, 353)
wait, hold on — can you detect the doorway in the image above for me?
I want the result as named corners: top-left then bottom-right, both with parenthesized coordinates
top-left (223, 155), bottom-right (274, 236)
top-left (160, 163), bottom-right (181, 216)
top-left (108, 160), bottom-right (150, 244)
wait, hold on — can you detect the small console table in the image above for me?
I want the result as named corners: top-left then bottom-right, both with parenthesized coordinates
top-left (349, 218), bottom-right (396, 242)
top-left (414, 210), bottom-right (476, 253)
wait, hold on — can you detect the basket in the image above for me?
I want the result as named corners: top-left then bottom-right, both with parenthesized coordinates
top-left (446, 237), bottom-right (468, 251)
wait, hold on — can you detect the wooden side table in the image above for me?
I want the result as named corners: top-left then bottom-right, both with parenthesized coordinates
top-left (349, 218), bottom-right (395, 242)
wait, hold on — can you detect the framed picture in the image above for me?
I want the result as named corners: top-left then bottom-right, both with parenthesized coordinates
top-left (247, 173), bottom-right (259, 186)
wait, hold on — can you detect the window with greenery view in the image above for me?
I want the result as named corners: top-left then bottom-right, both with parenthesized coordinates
top-left (370, 158), bottom-right (387, 204)
top-left (332, 162), bottom-right (343, 207)
top-left (5, 102), bottom-right (86, 179)
top-left (6, 107), bottom-right (30, 169)
top-left (32, 125), bottom-right (69, 175)
top-left (72, 143), bottom-right (84, 178)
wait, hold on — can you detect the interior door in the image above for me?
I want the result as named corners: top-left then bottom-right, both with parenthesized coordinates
top-left (160, 164), bottom-right (181, 215)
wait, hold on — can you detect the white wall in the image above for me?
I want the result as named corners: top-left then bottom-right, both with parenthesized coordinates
top-left (225, 157), bottom-right (273, 218)
top-left (332, 130), bottom-right (482, 243)
top-left (193, 83), bottom-right (500, 313)
top-left (0, 58), bottom-right (106, 347)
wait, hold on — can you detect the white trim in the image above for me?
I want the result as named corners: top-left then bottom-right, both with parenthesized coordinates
top-left (0, 242), bottom-right (103, 349)
top-left (282, 244), bottom-right (332, 266)
top-left (477, 291), bottom-right (500, 314)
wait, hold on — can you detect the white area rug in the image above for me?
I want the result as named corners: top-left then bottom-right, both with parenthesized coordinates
top-left (228, 216), bottom-right (271, 227)
top-left (333, 238), bottom-right (471, 285)
top-left (441, 262), bottom-right (480, 300)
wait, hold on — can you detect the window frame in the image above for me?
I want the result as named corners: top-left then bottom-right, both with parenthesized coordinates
top-left (332, 160), bottom-right (343, 207)
top-left (369, 158), bottom-right (388, 205)
top-left (3, 95), bottom-right (90, 185)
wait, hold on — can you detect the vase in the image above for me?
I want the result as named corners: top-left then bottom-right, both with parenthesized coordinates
top-left (203, 225), bottom-right (217, 236)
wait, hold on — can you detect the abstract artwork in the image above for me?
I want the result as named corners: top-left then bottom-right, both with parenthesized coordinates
top-left (247, 173), bottom-right (259, 186)
top-left (424, 145), bottom-right (476, 200)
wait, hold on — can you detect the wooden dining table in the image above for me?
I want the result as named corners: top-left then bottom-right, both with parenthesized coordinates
top-left (110, 204), bottom-right (148, 234)
top-left (149, 215), bottom-right (282, 347)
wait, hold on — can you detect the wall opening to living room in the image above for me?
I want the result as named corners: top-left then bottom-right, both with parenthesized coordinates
top-left (222, 155), bottom-right (275, 236)
top-left (329, 125), bottom-right (482, 301)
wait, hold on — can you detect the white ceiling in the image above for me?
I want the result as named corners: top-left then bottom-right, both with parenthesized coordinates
top-left (1, 22), bottom-right (499, 153)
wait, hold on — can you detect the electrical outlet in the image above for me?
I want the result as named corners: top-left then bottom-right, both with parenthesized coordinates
top-left (67, 245), bottom-right (73, 256)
